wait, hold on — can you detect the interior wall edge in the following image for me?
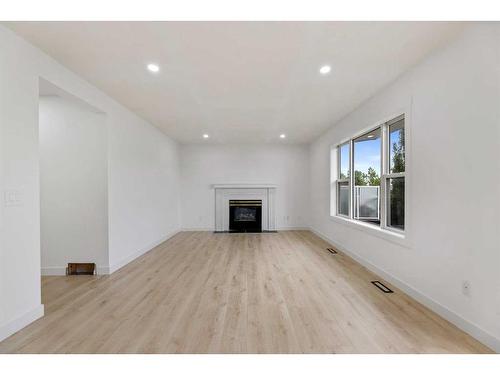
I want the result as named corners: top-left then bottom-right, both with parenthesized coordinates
top-left (108, 228), bottom-right (182, 274)
top-left (0, 304), bottom-right (44, 343)
top-left (0, 25), bottom-right (183, 339)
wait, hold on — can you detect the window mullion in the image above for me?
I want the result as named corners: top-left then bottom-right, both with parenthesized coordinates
top-left (337, 144), bottom-right (341, 180)
top-left (386, 172), bottom-right (405, 179)
top-left (380, 123), bottom-right (388, 229)
top-left (349, 139), bottom-right (354, 219)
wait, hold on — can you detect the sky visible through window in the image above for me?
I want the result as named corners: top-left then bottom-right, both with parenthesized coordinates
top-left (354, 136), bottom-right (381, 176)
top-left (390, 122), bottom-right (405, 173)
top-left (335, 119), bottom-right (404, 228)
top-left (340, 128), bottom-right (402, 177)
top-left (339, 143), bottom-right (349, 178)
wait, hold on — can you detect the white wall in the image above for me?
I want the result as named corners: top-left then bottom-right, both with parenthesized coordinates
top-left (180, 144), bottom-right (309, 230)
top-left (2, 20), bottom-right (499, 352)
top-left (309, 23), bottom-right (500, 351)
top-left (0, 25), bottom-right (181, 341)
top-left (39, 96), bottom-right (108, 275)
top-left (107, 107), bottom-right (180, 272)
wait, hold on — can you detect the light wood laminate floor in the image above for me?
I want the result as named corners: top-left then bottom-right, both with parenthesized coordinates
top-left (0, 231), bottom-right (492, 353)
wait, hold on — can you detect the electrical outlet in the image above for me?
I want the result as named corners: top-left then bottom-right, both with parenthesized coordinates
top-left (462, 280), bottom-right (471, 296)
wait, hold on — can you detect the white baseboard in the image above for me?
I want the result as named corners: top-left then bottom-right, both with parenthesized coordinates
top-left (41, 265), bottom-right (110, 276)
top-left (0, 304), bottom-right (44, 343)
top-left (108, 228), bottom-right (181, 274)
top-left (41, 266), bottom-right (66, 276)
top-left (277, 226), bottom-right (310, 231)
top-left (181, 227), bottom-right (311, 232)
top-left (42, 229), bottom-right (183, 276)
top-left (310, 227), bottom-right (500, 353)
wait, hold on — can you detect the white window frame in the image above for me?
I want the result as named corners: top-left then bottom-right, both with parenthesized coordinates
top-left (354, 185), bottom-right (380, 221)
top-left (352, 126), bottom-right (382, 226)
top-left (336, 141), bottom-right (351, 218)
top-left (331, 114), bottom-right (406, 239)
top-left (380, 114), bottom-right (405, 235)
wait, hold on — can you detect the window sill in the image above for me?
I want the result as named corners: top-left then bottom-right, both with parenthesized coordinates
top-left (329, 215), bottom-right (410, 248)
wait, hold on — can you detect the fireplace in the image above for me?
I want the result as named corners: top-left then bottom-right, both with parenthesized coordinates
top-left (213, 184), bottom-right (276, 232)
top-left (229, 200), bottom-right (262, 232)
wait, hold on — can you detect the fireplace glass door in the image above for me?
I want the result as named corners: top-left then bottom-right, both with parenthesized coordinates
top-left (229, 200), bottom-right (262, 232)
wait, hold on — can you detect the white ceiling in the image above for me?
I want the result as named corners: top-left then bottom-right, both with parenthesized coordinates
top-left (6, 22), bottom-right (464, 144)
top-left (39, 78), bottom-right (105, 114)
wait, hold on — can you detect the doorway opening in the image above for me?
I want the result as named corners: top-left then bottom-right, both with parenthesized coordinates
top-left (38, 78), bottom-right (109, 277)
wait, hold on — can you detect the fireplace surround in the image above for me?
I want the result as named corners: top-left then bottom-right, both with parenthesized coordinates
top-left (213, 184), bottom-right (277, 232)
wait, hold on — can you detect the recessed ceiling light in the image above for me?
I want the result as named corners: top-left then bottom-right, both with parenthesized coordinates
top-left (319, 65), bottom-right (331, 75)
top-left (147, 63), bottom-right (160, 73)
top-left (203, 134), bottom-right (209, 139)
top-left (367, 134), bottom-right (374, 138)
top-left (280, 134), bottom-right (286, 139)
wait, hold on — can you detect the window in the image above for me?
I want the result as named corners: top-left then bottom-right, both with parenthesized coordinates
top-left (332, 115), bottom-right (406, 234)
top-left (337, 181), bottom-right (349, 216)
top-left (384, 116), bottom-right (405, 231)
top-left (339, 142), bottom-right (350, 179)
top-left (353, 128), bottom-right (381, 225)
top-left (336, 142), bottom-right (350, 217)
top-left (386, 177), bottom-right (404, 230)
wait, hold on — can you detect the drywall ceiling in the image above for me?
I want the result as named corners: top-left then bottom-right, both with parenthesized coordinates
top-left (6, 22), bottom-right (465, 144)
top-left (39, 78), bottom-right (105, 113)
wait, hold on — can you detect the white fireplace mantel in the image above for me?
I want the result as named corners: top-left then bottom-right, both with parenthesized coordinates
top-left (213, 184), bottom-right (277, 232)
top-left (212, 184), bottom-right (277, 189)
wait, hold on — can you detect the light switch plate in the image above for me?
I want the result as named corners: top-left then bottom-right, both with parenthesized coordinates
top-left (4, 189), bottom-right (23, 207)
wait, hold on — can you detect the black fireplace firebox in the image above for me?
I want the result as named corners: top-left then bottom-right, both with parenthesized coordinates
top-left (229, 200), bottom-right (262, 232)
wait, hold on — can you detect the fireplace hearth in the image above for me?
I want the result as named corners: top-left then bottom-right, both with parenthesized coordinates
top-left (229, 200), bottom-right (262, 232)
